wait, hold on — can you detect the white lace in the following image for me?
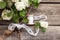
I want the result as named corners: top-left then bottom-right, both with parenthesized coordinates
top-left (8, 15), bottom-right (47, 36)
top-left (8, 23), bottom-right (39, 36)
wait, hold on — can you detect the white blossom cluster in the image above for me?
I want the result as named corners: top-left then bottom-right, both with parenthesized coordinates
top-left (1, 10), bottom-right (12, 20)
top-left (14, 0), bottom-right (41, 11)
top-left (39, 21), bottom-right (48, 28)
top-left (1, 0), bottom-right (41, 20)
top-left (14, 0), bottom-right (30, 11)
top-left (1, 0), bottom-right (48, 33)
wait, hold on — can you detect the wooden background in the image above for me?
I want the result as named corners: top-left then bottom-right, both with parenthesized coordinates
top-left (0, 0), bottom-right (60, 40)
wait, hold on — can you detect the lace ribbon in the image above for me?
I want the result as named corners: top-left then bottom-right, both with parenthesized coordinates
top-left (8, 15), bottom-right (47, 36)
top-left (8, 23), bottom-right (39, 36)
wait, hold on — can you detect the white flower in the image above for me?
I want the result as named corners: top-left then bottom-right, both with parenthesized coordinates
top-left (0, 0), bottom-right (3, 2)
top-left (11, 0), bottom-right (19, 2)
top-left (39, 21), bottom-right (48, 28)
top-left (1, 10), bottom-right (12, 20)
top-left (21, 0), bottom-right (30, 7)
top-left (15, 2), bottom-right (26, 11)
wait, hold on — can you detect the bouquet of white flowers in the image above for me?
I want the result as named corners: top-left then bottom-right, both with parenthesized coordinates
top-left (0, 0), bottom-right (48, 35)
top-left (0, 0), bottom-right (41, 23)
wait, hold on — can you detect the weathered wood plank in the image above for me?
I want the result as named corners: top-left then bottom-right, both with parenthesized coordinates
top-left (30, 4), bottom-right (60, 25)
top-left (41, 0), bottom-right (60, 2)
top-left (0, 25), bottom-right (19, 40)
top-left (0, 21), bottom-right (13, 25)
top-left (0, 26), bottom-right (60, 40)
top-left (20, 26), bottom-right (60, 40)
top-left (0, 4), bottom-right (60, 25)
top-left (5, 32), bottom-right (18, 40)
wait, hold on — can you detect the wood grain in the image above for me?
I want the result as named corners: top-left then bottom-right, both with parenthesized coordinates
top-left (0, 4), bottom-right (60, 26)
top-left (41, 0), bottom-right (60, 2)
top-left (20, 26), bottom-right (60, 40)
top-left (30, 4), bottom-right (60, 26)
top-left (0, 26), bottom-right (60, 40)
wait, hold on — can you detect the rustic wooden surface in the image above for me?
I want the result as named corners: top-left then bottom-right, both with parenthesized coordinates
top-left (30, 4), bottom-right (60, 26)
top-left (0, 0), bottom-right (60, 40)
top-left (0, 4), bottom-right (60, 25)
top-left (42, 0), bottom-right (60, 2)
top-left (0, 26), bottom-right (60, 40)
top-left (21, 26), bottom-right (60, 40)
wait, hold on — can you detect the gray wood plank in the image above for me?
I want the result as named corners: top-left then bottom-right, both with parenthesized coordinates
top-left (0, 4), bottom-right (60, 25)
top-left (0, 26), bottom-right (60, 40)
top-left (5, 32), bottom-right (18, 40)
top-left (0, 26), bottom-right (19, 40)
top-left (30, 4), bottom-right (60, 25)
top-left (20, 26), bottom-right (60, 40)
top-left (41, 0), bottom-right (60, 2)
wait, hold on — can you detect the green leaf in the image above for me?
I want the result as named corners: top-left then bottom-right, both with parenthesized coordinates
top-left (19, 10), bottom-right (26, 18)
top-left (29, 0), bottom-right (32, 4)
top-left (7, 11), bottom-right (13, 17)
top-left (34, 22), bottom-right (40, 29)
top-left (0, 2), bottom-right (6, 9)
top-left (39, 23), bottom-right (46, 32)
top-left (41, 27), bottom-right (46, 32)
top-left (13, 13), bottom-right (19, 23)
top-left (33, 0), bottom-right (38, 3)
top-left (22, 18), bottom-right (29, 23)
top-left (35, 22), bottom-right (46, 32)
top-left (32, 0), bottom-right (39, 8)
top-left (12, 5), bottom-right (19, 23)
top-left (11, 4), bottom-right (17, 13)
